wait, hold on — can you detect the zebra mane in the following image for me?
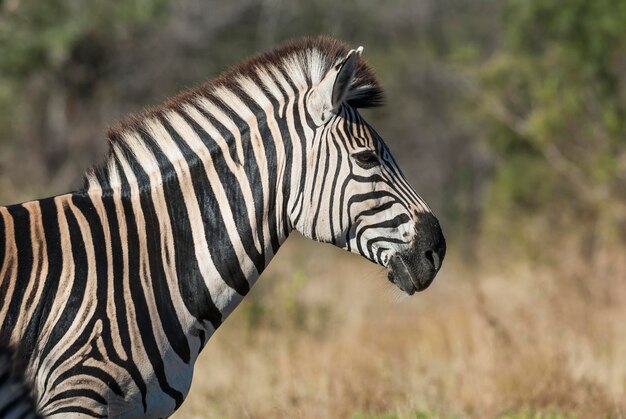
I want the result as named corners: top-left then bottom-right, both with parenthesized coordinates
top-left (84, 37), bottom-right (383, 190)
top-left (110, 36), bottom-right (382, 133)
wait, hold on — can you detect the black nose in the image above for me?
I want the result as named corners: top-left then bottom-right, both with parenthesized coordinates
top-left (416, 213), bottom-right (446, 272)
top-left (386, 212), bottom-right (446, 295)
top-left (424, 249), bottom-right (439, 270)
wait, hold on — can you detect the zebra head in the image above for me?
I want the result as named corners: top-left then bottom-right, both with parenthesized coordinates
top-left (292, 44), bottom-right (446, 295)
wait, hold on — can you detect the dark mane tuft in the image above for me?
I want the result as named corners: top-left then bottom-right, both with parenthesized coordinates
top-left (105, 36), bottom-right (383, 142)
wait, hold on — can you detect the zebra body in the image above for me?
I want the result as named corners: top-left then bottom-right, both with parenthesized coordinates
top-left (0, 38), bottom-right (445, 417)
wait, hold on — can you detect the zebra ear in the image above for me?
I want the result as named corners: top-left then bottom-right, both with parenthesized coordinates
top-left (309, 47), bottom-right (363, 125)
top-left (331, 48), bottom-right (360, 108)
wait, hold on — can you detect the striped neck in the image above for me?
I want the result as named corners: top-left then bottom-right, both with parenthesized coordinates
top-left (82, 84), bottom-right (309, 326)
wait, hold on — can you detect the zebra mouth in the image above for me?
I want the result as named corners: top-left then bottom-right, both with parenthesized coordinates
top-left (386, 252), bottom-right (438, 295)
top-left (387, 268), bottom-right (418, 295)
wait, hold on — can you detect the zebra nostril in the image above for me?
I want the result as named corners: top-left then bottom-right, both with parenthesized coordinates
top-left (424, 249), bottom-right (439, 271)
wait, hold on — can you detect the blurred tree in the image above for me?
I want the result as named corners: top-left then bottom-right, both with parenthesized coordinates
top-left (0, 0), bottom-right (167, 199)
top-left (476, 0), bottom-right (626, 260)
top-left (0, 0), bottom-right (166, 78)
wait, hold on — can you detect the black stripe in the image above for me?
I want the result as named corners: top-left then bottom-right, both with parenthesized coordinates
top-left (356, 214), bottom-right (412, 259)
top-left (0, 212), bottom-right (5, 277)
top-left (348, 190), bottom-right (397, 209)
top-left (71, 193), bottom-right (113, 339)
top-left (22, 205), bottom-right (45, 315)
top-left (274, 65), bottom-right (308, 222)
top-left (178, 109), bottom-right (255, 295)
top-left (274, 97), bottom-right (294, 235)
top-left (21, 198), bottom-right (62, 364)
top-left (341, 107), bottom-right (361, 149)
top-left (349, 174), bottom-right (387, 184)
top-left (358, 201), bottom-right (397, 218)
top-left (144, 119), bottom-right (223, 328)
top-left (376, 246), bottom-right (389, 265)
top-left (265, 69), bottom-right (296, 234)
top-left (93, 162), bottom-right (112, 192)
top-left (258, 68), bottom-right (294, 236)
top-left (309, 129), bottom-right (331, 241)
top-left (40, 202), bottom-right (90, 392)
top-left (327, 123), bottom-right (345, 244)
top-left (300, 77), bottom-right (317, 131)
top-left (48, 388), bottom-right (107, 406)
top-left (46, 405), bottom-right (104, 418)
top-left (374, 134), bottom-right (421, 205)
top-left (100, 170), bottom-right (148, 411)
top-left (116, 154), bottom-right (184, 407)
top-left (334, 124), bottom-right (357, 250)
top-left (131, 131), bottom-right (191, 365)
top-left (51, 363), bottom-right (123, 398)
top-left (366, 236), bottom-right (409, 263)
top-left (195, 99), bottom-right (267, 271)
top-left (72, 193), bottom-right (151, 409)
top-left (2, 205), bottom-right (33, 340)
top-left (231, 85), bottom-right (281, 253)
top-left (0, 215), bottom-right (11, 342)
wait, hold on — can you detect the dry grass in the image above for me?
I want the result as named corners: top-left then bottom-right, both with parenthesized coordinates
top-left (173, 234), bottom-right (626, 419)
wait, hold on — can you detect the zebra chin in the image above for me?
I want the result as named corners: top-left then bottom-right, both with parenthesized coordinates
top-left (386, 251), bottom-right (439, 295)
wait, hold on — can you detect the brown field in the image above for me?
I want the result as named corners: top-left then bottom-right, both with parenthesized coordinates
top-left (173, 235), bottom-right (626, 419)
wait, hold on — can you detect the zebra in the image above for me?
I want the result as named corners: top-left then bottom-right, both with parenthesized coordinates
top-left (0, 37), bottom-right (445, 417)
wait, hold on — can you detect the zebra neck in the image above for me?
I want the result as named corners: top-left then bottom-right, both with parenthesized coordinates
top-left (85, 110), bottom-right (300, 326)
top-left (85, 171), bottom-right (287, 325)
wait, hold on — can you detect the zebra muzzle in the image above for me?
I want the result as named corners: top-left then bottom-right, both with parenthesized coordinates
top-left (387, 214), bottom-right (446, 295)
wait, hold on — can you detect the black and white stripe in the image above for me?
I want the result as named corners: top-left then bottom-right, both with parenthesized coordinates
top-left (0, 37), bottom-right (445, 417)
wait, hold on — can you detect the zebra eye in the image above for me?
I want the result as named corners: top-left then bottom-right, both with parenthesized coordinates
top-left (353, 150), bottom-right (379, 169)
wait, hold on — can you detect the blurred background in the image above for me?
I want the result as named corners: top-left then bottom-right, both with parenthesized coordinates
top-left (1, 0), bottom-right (625, 417)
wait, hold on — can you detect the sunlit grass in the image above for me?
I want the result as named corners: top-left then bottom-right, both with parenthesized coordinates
top-left (174, 234), bottom-right (626, 418)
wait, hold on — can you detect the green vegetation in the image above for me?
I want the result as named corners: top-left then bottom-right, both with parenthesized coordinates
top-left (478, 0), bottom-right (626, 257)
top-left (0, 0), bottom-right (167, 199)
top-left (0, 0), bottom-right (166, 78)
